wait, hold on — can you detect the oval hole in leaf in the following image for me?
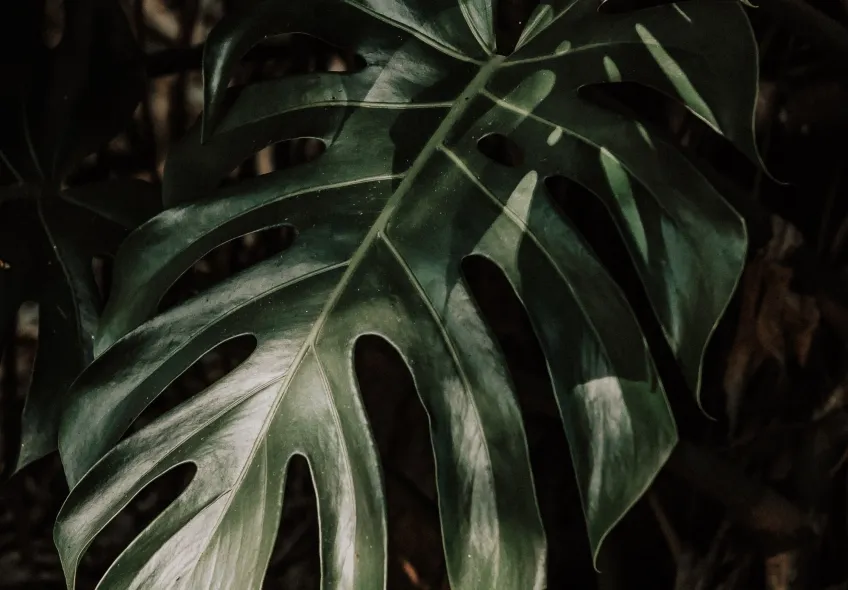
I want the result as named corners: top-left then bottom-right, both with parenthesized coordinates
top-left (221, 138), bottom-right (327, 187)
top-left (460, 255), bottom-right (597, 587)
top-left (77, 462), bottom-right (197, 590)
top-left (0, 302), bottom-right (38, 476)
top-left (353, 334), bottom-right (446, 589)
top-left (579, 82), bottom-right (679, 135)
top-left (477, 133), bottom-right (524, 167)
top-left (496, 0), bottom-right (540, 55)
top-left (543, 174), bottom-right (652, 319)
top-left (263, 454), bottom-right (320, 588)
top-left (158, 224), bottom-right (297, 314)
top-left (226, 33), bottom-right (366, 89)
top-left (122, 334), bottom-right (257, 440)
top-left (543, 175), bottom-right (690, 411)
top-left (578, 81), bottom-right (754, 188)
top-left (543, 175), bottom-right (615, 257)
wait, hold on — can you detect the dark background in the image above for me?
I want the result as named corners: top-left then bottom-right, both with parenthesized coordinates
top-left (3, 0), bottom-right (848, 588)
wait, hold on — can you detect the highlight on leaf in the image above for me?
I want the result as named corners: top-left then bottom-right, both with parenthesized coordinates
top-left (50, 1), bottom-right (763, 588)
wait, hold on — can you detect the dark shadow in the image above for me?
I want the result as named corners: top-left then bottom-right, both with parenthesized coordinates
top-left (227, 33), bottom-right (367, 90)
top-left (354, 334), bottom-right (447, 590)
top-left (594, 487), bottom-right (678, 589)
top-left (41, 0), bottom-right (65, 49)
top-left (263, 454), bottom-right (320, 589)
top-left (91, 255), bottom-right (113, 309)
top-left (578, 81), bottom-right (761, 238)
top-left (542, 173), bottom-right (648, 300)
top-left (598, 0), bottom-right (686, 13)
top-left (579, 82), bottom-right (678, 135)
top-left (477, 133), bottom-right (524, 167)
top-left (496, 0), bottom-right (540, 55)
top-left (461, 255), bottom-right (598, 589)
top-left (0, 302), bottom-right (38, 479)
top-left (158, 224), bottom-right (296, 314)
top-left (543, 174), bottom-right (696, 421)
top-left (220, 138), bottom-right (327, 188)
top-left (77, 462), bottom-right (196, 590)
top-left (122, 334), bottom-right (256, 440)
top-left (819, 462), bottom-right (848, 586)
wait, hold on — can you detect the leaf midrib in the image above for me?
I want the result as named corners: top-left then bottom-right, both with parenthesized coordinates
top-left (311, 53), bottom-right (505, 333)
top-left (181, 55), bottom-right (507, 584)
top-left (242, 54), bottom-right (507, 496)
top-left (267, 54), bottom-right (506, 403)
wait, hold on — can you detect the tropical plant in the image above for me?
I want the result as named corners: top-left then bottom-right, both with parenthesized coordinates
top-left (0, 0), bottom-right (157, 476)
top-left (51, 0), bottom-right (762, 588)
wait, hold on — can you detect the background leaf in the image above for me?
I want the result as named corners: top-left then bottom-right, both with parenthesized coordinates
top-left (0, 179), bottom-right (160, 475)
top-left (0, 0), bottom-right (154, 475)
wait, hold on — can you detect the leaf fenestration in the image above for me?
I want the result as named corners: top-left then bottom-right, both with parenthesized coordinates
top-left (55, 1), bottom-right (759, 588)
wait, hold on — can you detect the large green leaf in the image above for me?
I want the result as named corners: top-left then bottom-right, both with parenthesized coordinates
top-left (56, 1), bottom-right (758, 588)
top-left (0, 0), bottom-right (154, 474)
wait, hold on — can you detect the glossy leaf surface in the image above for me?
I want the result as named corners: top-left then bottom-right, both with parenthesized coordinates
top-left (56, 1), bottom-right (758, 588)
top-left (0, 0), bottom-right (151, 474)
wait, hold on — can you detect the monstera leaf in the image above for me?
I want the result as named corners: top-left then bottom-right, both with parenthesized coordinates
top-left (55, 0), bottom-right (759, 588)
top-left (0, 0), bottom-right (155, 474)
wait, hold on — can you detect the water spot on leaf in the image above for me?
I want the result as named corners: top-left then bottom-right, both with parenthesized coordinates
top-left (478, 133), bottom-right (524, 167)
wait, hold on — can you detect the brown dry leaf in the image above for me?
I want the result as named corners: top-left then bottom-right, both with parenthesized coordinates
top-left (765, 551), bottom-right (799, 590)
top-left (724, 217), bottom-right (821, 431)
